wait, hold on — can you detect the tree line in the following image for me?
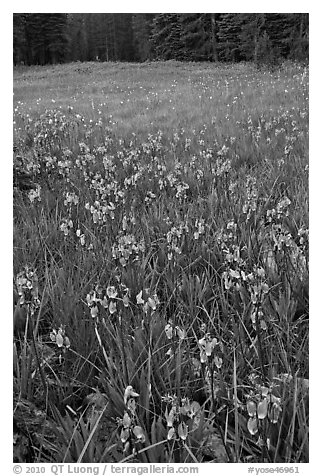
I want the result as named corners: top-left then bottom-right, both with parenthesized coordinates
top-left (13, 13), bottom-right (309, 66)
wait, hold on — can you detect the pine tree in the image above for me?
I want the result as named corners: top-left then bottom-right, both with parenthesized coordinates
top-left (25, 14), bottom-right (48, 65)
top-left (151, 14), bottom-right (185, 60)
top-left (181, 14), bottom-right (208, 61)
top-left (46, 14), bottom-right (69, 63)
top-left (210, 13), bottom-right (219, 62)
top-left (115, 14), bottom-right (135, 61)
top-left (22, 13), bottom-right (68, 65)
top-left (13, 12), bottom-right (309, 65)
top-left (67, 14), bottom-right (88, 62)
top-left (238, 14), bottom-right (267, 63)
top-left (132, 14), bottom-right (154, 61)
top-left (277, 14), bottom-right (309, 61)
top-left (84, 14), bottom-right (99, 61)
top-left (13, 14), bottom-right (28, 64)
top-left (217, 14), bottom-right (244, 61)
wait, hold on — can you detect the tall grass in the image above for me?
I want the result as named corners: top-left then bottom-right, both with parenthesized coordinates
top-left (13, 60), bottom-right (308, 463)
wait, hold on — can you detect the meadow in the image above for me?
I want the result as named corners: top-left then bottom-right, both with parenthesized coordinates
top-left (13, 60), bottom-right (309, 463)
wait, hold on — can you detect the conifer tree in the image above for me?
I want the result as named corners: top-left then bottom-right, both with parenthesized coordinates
top-left (217, 13), bottom-right (244, 61)
top-left (13, 12), bottom-right (309, 65)
top-left (151, 14), bottom-right (185, 60)
top-left (132, 14), bottom-right (154, 61)
top-left (13, 14), bottom-right (28, 64)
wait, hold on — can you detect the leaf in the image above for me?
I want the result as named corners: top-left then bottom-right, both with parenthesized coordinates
top-left (151, 416), bottom-right (157, 445)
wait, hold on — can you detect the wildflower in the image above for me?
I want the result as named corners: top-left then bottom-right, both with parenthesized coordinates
top-left (124, 386), bottom-right (139, 405)
top-left (16, 266), bottom-right (40, 307)
top-left (122, 412), bottom-right (131, 428)
top-left (247, 400), bottom-right (257, 418)
top-left (106, 286), bottom-right (117, 299)
top-left (122, 291), bottom-right (130, 308)
top-left (60, 219), bottom-right (73, 236)
top-left (136, 290), bottom-right (144, 305)
top-left (132, 426), bottom-right (145, 443)
top-left (257, 398), bottom-right (268, 419)
top-left (165, 321), bottom-right (185, 340)
top-left (50, 326), bottom-right (70, 350)
top-left (178, 422), bottom-right (188, 440)
top-left (91, 305), bottom-right (99, 319)
top-left (247, 417), bottom-right (258, 435)
top-left (198, 335), bottom-right (218, 363)
top-left (28, 184), bottom-right (41, 203)
top-left (165, 322), bottom-right (173, 339)
top-left (147, 296), bottom-right (157, 310)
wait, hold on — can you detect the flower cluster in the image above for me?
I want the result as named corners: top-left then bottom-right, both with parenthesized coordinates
top-left (198, 333), bottom-right (223, 368)
top-left (297, 227), bottom-right (309, 254)
top-left (60, 218), bottom-right (74, 236)
top-left (63, 191), bottom-right (79, 208)
top-left (242, 176), bottom-right (258, 221)
top-left (28, 184), bottom-right (42, 203)
top-left (193, 218), bottom-right (206, 240)
top-left (86, 284), bottom-right (130, 320)
top-left (119, 386), bottom-right (145, 454)
top-left (16, 266), bottom-right (40, 309)
top-left (136, 289), bottom-right (159, 314)
top-left (266, 196), bottom-right (291, 224)
top-left (162, 395), bottom-right (201, 441)
top-left (112, 233), bottom-right (146, 267)
top-left (166, 222), bottom-right (188, 261)
top-left (50, 325), bottom-right (71, 351)
top-left (248, 266), bottom-right (270, 330)
top-left (76, 228), bottom-right (86, 246)
top-left (85, 199), bottom-right (116, 224)
top-left (164, 319), bottom-right (185, 341)
top-left (246, 374), bottom-right (283, 449)
top-left (217, 221), bottom-right (249, 292)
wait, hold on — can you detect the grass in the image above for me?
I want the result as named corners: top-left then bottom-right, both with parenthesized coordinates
top-left (13, 60), bottom-right (309, 463)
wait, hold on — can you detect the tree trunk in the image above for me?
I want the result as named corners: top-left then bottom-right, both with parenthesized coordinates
top-left (210, 13), bottom-right (218, 62)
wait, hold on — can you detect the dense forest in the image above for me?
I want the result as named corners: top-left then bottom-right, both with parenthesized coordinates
top-left (13, 13), bottom-right (309, 66)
